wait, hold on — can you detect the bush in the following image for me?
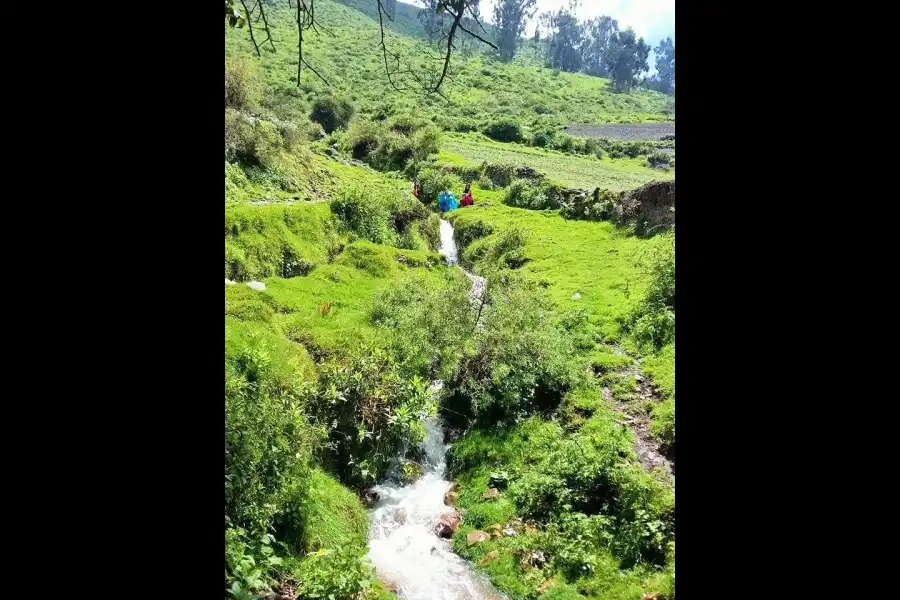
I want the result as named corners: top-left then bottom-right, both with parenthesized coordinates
top-left (504, 179), bottom-right (564, 211)
top-left (446, 276), bottom-right (581, 423)
top-left (483, 118), bottom-right (523, 143)
top-left (225, 109), bottom-right (282, 167)
top-left (647, 150), bottom-right (672, 168)
top-left (531, 128), bottom-right (557, 148)
top-left (345, 120), bottom-right (381, 160)
top-left (482, 162), bottom-right (517, 187)
top-left (417, 167), bottom-right (459, 205)
top-left (551, 134), bottom-right (576, 153)
top-left (225, 56), bottom-right (262, 110)
top-left (330, 187), bottom-right (396, 245)
top-left (304, 344), bottom-right (432, 487)
top-left (225, 326), bottom-right (320, 536)
top-left (310, 95), bottom-right (355, 133)
top-left (345, 119), bottom-right (440, 172)
top-left (371, 271), bottom-right (474, 380)
top-left (294, 547), bottom-right (381, 600)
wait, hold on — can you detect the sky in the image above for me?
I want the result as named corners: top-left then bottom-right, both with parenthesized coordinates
top-left (478, 0), bottom-right (675, 47)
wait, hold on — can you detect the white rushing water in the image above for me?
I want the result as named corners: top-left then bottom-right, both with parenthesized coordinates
top-left (438, 219), bottom-right (459, 265)
top-left (365, 220), bottom-right (499, 600)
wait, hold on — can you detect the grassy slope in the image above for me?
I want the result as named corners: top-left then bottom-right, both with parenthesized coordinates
top-left (440, 133), bottom-right (671, 191)
top-left (448, 194), bottom-right (675, 444)
top-left (224, 0), bottom-right (672, 127)
top-left (225, 2), bottom-right (675, 596)
top-left (448, 197), bottom-right (661, 341)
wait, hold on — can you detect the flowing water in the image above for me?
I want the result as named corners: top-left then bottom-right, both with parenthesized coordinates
top-left (365, 220), bottom-right (499, 600)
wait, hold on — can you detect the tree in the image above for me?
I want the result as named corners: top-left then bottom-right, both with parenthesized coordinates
top-left (544, 5), bottom-right (584, 73)
top-left (492, 0), bottom-right (538, 62)
top-left (581, 16), bottom-right (618, 77)
top-left (649, 37), bottom-right (675, 95)
top-left (602, 28), bottom-right (650, 92)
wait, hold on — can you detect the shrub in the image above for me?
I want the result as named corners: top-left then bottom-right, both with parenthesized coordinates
top-left (531, 128), bottom-right (557, 148)
top-left (482, 162), bottom-right (517, 187)
top-left (483, 118), bottom-right (523, 143)
top-left (225, 56), bottom-right (262, 110)
top-left (294, 547), bottom-right (381, 600)
top-left (446, 276), bottom-right (581, 423)
top-left (371, 271), bottom-right (474, 379)
top-left (552, 134), bottom-right (575, 153)
top-left (345, 119), bottom-right (440, 172)
top-left (345, 120), bottom-right (382, 160)
top-left (304, 344), bottom-right (432, 487)
top-left (224, 328), bottom-right (320, 536)
top-left (647, 150), bottom-right (672, 168)
top-left (417, 167), bottom-right (459, 205)
top-left (476, 175), bottom-right (494, 190)
top-left (225, 109), bottom-right (283, 167)
top-left (309, 95), bottom-right (355, 133)
top-left (504, 180), bottom-right (564, 211)
top-left (330, 187), bottom-right (396, 245)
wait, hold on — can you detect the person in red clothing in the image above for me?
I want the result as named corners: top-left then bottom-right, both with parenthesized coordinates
top-left (460, 182), bottom-right (474, 207)
top-left (412, 179), bottom-right (421, 199)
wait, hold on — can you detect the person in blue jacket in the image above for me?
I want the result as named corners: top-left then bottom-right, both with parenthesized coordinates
top-left (438, 190), bottom-right (459, 212)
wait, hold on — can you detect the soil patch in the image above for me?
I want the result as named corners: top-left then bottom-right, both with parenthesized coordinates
top-left (565, 123), bottom-right (675, 141)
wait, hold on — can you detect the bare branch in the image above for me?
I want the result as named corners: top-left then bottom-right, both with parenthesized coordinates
top-left (255, 0), bottom-right (276, 51)
top-left (431, 2), bottom-right (465, 93)
top-left (302, 57), bottom-right (330, 85)
top-left (458, 23), bottom-right (497, 49)
top-left (239, 0), bottom-right (262, 56)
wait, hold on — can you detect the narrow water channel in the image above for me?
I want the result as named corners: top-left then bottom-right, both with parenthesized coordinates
top-left (365, 220), bottom-right (499, 600)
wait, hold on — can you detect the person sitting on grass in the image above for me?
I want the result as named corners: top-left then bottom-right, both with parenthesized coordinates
top-left (460, 182), bottom-right (474, 207)
top-left (438, 190), bottom-right (458, 212)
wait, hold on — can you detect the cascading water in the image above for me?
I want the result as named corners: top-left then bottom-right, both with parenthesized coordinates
top-left (365, 220), bottom-right (499, 600)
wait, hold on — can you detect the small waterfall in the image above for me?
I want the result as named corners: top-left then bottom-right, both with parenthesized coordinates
top-left (365, 220), bottom-right (500, 600)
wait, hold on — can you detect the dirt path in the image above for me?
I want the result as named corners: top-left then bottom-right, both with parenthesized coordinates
top-left (599, 344), bottom-right (674, 483)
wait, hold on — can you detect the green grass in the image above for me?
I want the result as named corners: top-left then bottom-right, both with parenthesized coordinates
top-left (448, 202), bottom-right (659, 341)
top-left (229, 240), bottom-right (445, 355)
top-left (441, 133), bottom-right (672, 191)
top-left (225, 0), bottom-right (673, 129)
top-left (447, 413), bottom-right (674, 600)
top-left (448, 201), bottom-right (676, 448)
top-left (296, 467), bottom-right (370, 553)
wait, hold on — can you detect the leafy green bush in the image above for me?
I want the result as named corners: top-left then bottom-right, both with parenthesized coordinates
top-left (416, 167), bottom-right (459, 205)
top-left (294, 548), bottom-right (381, 600)
top-left (647, 150), bottom-right (673, 168)
top-left (483, 118), bottom-right (523, 143)
top-left (371, 271), bottom-right (474, 380)
top-left (446, 277), bottom-right (582, 423)
top-left (225, 324), bottom-right (320, 537)
top-left (225, 56), bottom-right (262, 110)
top-left (225, 109), bottom-right (283, 167)
top-left (531, 128), bottom-right (558, 148)
top-left (482, 162), bottom-right (517, 187)
top-left (310, 95), bottom-right (355, 133)
top-left (451, 217), bottom-right (494, 255)
top-left (304, 344), bottom-right (433, 487)
top-left (345, 119), bottom-right (441, 172)
top-left (331, 187), bottom-right (396, 245)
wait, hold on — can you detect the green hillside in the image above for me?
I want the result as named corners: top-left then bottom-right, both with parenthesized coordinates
top-left (224, 2), bottom-right (675, 599)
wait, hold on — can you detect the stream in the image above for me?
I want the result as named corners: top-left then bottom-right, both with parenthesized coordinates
top-left (365, 219), bottom-right (498, 600)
